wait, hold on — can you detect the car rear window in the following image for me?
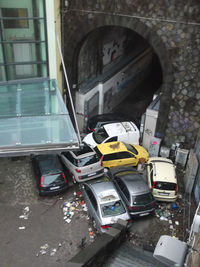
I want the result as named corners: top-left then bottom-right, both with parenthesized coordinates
top-left (155, 182), bottom-right (177, 191)
top-left (132, 193), bottom-right (154, 205)
top-left (43, 174), bottom-right (64, 186)
top-left (39, 156), bottom-right (62, 174)
top-left (93, 127), bottom-right (109, 144)
top-left (100, 200), bottom-right (126, 217)
top-left (76, 154), bottom-right (99, 167)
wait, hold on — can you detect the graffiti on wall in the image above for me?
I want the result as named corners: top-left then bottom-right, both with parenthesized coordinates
top-left (102, 36), bottom-right (126, 67)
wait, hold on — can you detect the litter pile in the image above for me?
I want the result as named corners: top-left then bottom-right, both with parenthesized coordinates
top-left (36, 242), bottom-right (62, 257)
top-left (62, 191), bottom-right (97, 243)
top-left (155, 195), bottom-right (184, 238)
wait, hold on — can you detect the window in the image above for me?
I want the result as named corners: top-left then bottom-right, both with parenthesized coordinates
top-left (101, 200), bottom-right (126, 217)
top-left (0, 0), bottom-right (48, 82)
top-left (104, 153), bottom-right (118, 161)
top-left (85, 186), bottom-right (98, 210)
top-left (123, 142), bottom-right (138, 155)
top-left (105, 136), bottom-right (118, 143)
top-left (116, 177), bottom-right (130, 202)
top-left (118, 152), bottom-right (135, 159)
top-left (93, 128), bottom-right (109, 144)
top-left (2, 8), bottom-right (28, 29)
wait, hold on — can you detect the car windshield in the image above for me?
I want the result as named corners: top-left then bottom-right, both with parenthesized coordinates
top-left (43, 174), bottom-right (64, 186)
top-left (100, 200), bottom-right (126, 217)
top-left (155, 182), bottom-right (176, 190)
top-left (123, 142), bottom-right (138, 155)
top-left (76, 154), bottom-right (99, 167)
top-left (92, 127), bottom-right (109, 144)
top-left (132, 193), bottom-right (154, 205)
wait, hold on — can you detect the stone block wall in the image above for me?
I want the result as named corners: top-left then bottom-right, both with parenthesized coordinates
top-left (61, 0), bottom-right (200, 147)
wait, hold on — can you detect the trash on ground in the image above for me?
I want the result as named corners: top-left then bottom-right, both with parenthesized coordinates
top-left (50, 248), bottom-right (57, 256)
top-left (19, 226), bottom-right (26, 230)
top-left (160, 216), bottom-right (168, 221)
top-left (171, 203), bottom-right (178, 209)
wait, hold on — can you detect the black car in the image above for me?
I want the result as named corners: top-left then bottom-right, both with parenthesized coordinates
top-left (31, 154), bottom-right (69, 196)
top-left (87, 113), bottom-right (135, 133)
top-left (107, 166), bottom-right (156, 217)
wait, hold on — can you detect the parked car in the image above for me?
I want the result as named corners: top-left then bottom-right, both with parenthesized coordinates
top-left (87, 113), bottom-right (135, 133)
top-left (60, 143), bottom-right (104, 183)
top-left (108, 166), bottom-right (156, 217)
top-left (80, 176), bottom-right (131, 234)
top-left (31, 154), bottom-right (69, 196)
top-left (83, 121), bottom-right (140, 148)
top-left (146, 157), bottom-right (178, 202)
top-left (94, 141), bottom-right (149, 169)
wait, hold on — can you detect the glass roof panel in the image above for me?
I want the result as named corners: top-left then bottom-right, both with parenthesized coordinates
top-left (0, 79), bottom-right (79, 156)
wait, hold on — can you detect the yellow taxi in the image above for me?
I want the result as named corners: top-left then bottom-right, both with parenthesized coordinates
top-left (94, 141), bottom-right (149, 168)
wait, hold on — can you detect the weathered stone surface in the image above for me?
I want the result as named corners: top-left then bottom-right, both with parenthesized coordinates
top-left (62, 0), bottom-right (200, 147)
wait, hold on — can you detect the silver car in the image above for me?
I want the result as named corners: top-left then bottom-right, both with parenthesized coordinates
top-left (60, 143), bottom-right (104, 183)
top-left (108, 166), bottom-right (156, 217)
top-left (80, 176), bottom-right (131, 234)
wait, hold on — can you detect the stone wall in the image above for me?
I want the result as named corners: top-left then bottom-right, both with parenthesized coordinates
top-left (61, 0), bottom-right (200, 147)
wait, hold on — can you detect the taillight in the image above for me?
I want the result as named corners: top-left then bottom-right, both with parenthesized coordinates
top-left (127, 219), bottom-right (132, 223)
top-left (100, 155), bottom-right (104, 161)
top-left (62, 172), bottom-right (67, 183)
top-left (101, 225), bottom-right (110, 229)
top-left (152, 181), bottom-right (156, 189)
top-left (175, 184), bottom-right (178, 193)
top-left (75, 169), bottom-right (81, 173)
top-left (128, 206), bottom-right (139, 211)
top-left (91, 128), bottom-right (96, 132)
top-left (100, 161), bottom-right (103, 166)
top-left (40, 176), bottom-right (44, 188)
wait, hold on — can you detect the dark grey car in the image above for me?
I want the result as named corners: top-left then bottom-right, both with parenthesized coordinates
top-left (108, 166), bottom-right (156, 217)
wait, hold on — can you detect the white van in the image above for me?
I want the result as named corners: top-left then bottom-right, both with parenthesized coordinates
top-left (83, 121), bottom-right (140, 147)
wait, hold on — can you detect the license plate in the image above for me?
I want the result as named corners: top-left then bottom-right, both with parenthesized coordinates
top-left (87, 172), bottom-right (96, 177)
top-left (50, 186), bottom-right (60, 190)
top-left (159, 192), bottom-right (169, 196)
top-left (139, 212), bottom-right (149, 217)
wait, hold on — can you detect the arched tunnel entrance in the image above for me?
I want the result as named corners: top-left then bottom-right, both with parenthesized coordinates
top-left (73, 26), bottom-right (163, 132)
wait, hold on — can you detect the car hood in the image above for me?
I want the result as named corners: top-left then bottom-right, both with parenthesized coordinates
top-left (83, 133), bottom-right (97, 148)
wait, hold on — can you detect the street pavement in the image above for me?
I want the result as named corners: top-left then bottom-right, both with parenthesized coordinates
top-left (0, 157), bottom-right (195, 266)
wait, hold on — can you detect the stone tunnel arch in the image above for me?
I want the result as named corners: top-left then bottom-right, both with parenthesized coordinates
top-left (64, 15), bottom-right (174, 139)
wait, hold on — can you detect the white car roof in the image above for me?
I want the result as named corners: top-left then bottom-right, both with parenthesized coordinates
top-left (149, 157), bottom-right (177, 183)
top-left (103, 121), bottom-right (139, 135)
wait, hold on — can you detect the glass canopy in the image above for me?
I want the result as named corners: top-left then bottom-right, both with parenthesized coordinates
top-left (0, 79), bottom-right (80, 156)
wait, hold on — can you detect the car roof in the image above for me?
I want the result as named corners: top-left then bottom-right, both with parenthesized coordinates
top-left (96, 141), bottom-right (127, 155)
top-left (103, 121), bottom-right (138, 135)
top-left (118, 173), bottom-right (150, 195)
top-left (148, 157), bottom-right (176, 183)
top-left (86, 177), bottom-right (120, 204)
